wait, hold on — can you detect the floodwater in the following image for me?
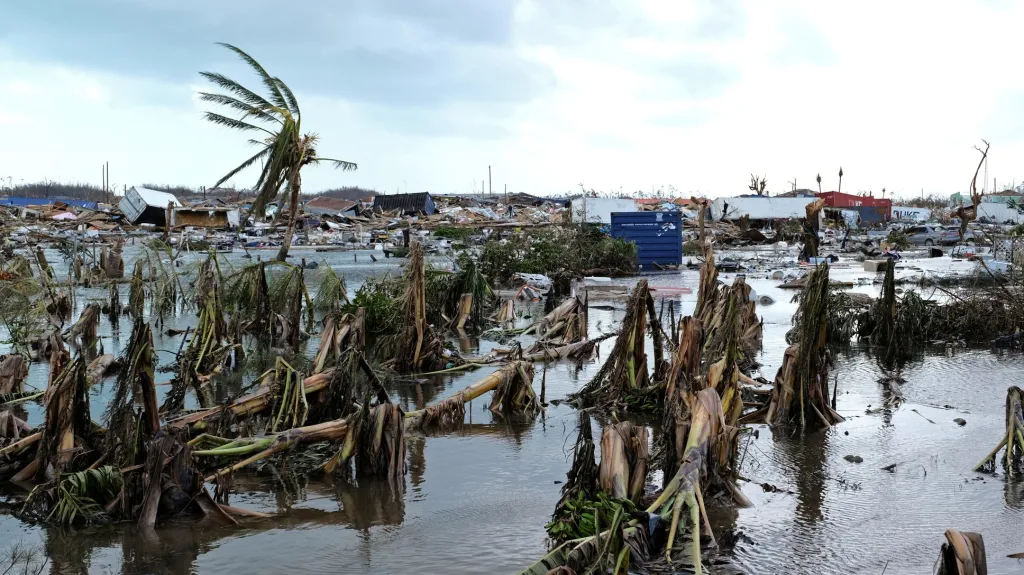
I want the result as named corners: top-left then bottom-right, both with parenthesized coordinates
top-left (2, 245), bottom-right (1023, 575)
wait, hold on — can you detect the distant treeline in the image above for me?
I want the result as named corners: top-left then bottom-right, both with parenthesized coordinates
top-left (2, 181), bottom-right (379, 202)
top-left (314, 187), bottom-right (379, 200)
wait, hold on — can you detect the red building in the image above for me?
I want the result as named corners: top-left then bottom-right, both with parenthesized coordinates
top-left (816, 191), bottom-right (891, 223)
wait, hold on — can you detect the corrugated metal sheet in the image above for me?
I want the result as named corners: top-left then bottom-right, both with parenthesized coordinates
top-left (372, 192), bottom-right (435, 215)
top-left (610, 211), bottom-right (681, 268)
top-left (710, 197), bottom-right (818, 220)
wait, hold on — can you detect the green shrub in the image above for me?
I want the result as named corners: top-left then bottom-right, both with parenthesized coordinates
top-left (885, 229), bottom-right (911, 250)
top-left (433, 225), bottom-right (475, 241)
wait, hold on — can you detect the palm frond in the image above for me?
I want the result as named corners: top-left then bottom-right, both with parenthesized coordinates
top-left (213, 146), bottom-right (272, 189)
top-left (310, 157), bottom-right (358, 171)
top-left (198, 92), bottom-right (282, 126)
top-left (274, 77), bottom-right (300, 116)
top-left (216, 43), bottom-right (289, 111)
top-left (199, 71), bottom-right (279, 113)
top-left (202, 111), bottom-right (274, 135)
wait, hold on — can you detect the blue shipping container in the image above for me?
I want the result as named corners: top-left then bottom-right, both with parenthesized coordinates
top-left (610, 211), bottom-right (682, 268)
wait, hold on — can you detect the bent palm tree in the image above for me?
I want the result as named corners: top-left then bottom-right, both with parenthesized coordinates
top-left (200, 43), bottom-right (356, 261)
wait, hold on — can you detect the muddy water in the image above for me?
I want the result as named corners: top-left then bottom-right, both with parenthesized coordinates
top-left (2, 248), bottom-right (1024, 574)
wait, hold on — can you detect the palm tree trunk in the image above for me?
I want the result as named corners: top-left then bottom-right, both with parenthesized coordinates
top-left (276, 171), bottom-right (302, 262)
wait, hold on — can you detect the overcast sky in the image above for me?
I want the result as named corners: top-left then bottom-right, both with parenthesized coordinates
top-left (1, 0), bottom-right (1022, 199)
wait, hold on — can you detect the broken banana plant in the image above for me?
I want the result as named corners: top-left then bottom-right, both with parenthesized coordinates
top-left (937, 529), bottom-right (987, 575)
top-left (522, 389), bottom-right (736, 575)
top-left (741, 264), bottom-right (843, 429)
top-left (164, 253), bottom-right (233, 412)
top-left (573, 279), bottom-right (661, 412)
top-left (126, 260), bottom-right (146, 318)
top-left (524, 295), bottom-right (587, 352)
top-left (104, 318), bottom-right (159, 469)
top-left (385, 242), bottom-right (459, 373)
top-left (974, 386), bottom-right (1024, 476)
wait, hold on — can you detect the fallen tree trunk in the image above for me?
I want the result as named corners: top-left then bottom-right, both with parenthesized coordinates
top-left (405, 361), bottom-right (536, 430)
top-left (167, 369), bottom-right (338, 429)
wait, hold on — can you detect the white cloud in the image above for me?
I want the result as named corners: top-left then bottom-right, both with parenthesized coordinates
top-left (2, 0), bottom-right (1024, 199)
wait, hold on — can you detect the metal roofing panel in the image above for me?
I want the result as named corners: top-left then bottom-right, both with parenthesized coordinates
top-left (131, 187), bottom-right (183, 209)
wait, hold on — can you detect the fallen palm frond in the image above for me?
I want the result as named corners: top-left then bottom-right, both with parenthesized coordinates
top-left (573, 280), bottom-right (659, 412)
top-left (547, 411), bottom-right (600, 543)
top-left (311, 264), bottom-right (348, 314)
top-left (599, 421), bottom-right (648, 505)
top-left (163, 253), bottom-right (231, 412)
top-left (126, 260), bottom-right (145, 318)
top-left (936, 529), bottom-right (987, 575)
top-left (406, 361), bottom-right (535, 431)
top-left (524, 295), bottom-right (587, 352)
top-left (741, 264), bottom-right (843, 429)
top-left (385, 243), bottom-right (460, 373)
top-left (0, 354), bottom-right (27, 395)
top-left (44, 466), bottom-right (122, 525)
top-left (974, 386), bottom-right (1024, 475)
top-left (104, 318), bottom-right (159, 469)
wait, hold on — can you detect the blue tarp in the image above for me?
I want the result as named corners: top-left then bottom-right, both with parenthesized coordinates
top-left (0, 197), bottom-right (99, 210)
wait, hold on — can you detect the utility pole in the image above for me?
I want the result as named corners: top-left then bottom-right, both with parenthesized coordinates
top-left (488, 165), bottom-right (492, 197)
